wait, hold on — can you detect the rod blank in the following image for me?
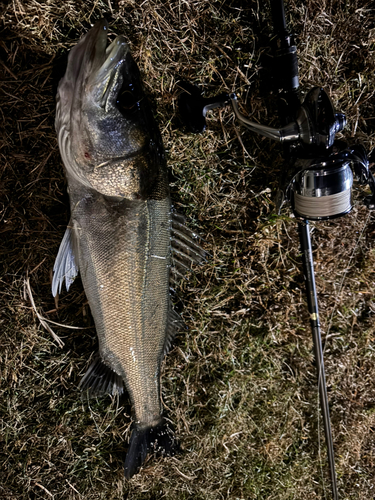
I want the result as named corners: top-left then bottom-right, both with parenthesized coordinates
top-left (298, 220), bottom-right (339, 500)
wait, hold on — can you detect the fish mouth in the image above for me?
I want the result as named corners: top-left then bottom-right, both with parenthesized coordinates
top-left (91, 29), bottom-right (133, 109)
top-left (89, 21), bottom-right (136, 110)
top-left (64, 19), bottom-right (140, 112)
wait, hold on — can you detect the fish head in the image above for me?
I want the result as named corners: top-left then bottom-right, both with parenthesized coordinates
top-left (56, 19), bottom-right (165, 200)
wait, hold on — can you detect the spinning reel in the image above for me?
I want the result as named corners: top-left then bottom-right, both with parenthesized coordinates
top-left (179, 83), bottom-right (375, 220)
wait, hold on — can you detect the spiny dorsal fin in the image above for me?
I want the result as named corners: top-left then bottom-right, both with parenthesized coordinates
top-left (170, 212), bottom-right (206, 282)
top-left (52, 223), bottom-right (79, 297)
top-left (78, 355), bottom-right (125, 397)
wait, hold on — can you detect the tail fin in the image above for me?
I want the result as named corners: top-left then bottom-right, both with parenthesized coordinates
top-left (124, 419), bottom-right (178, 479)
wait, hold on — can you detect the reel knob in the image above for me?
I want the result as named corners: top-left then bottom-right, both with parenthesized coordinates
top-left (178, 82), bottom-right (230, 133)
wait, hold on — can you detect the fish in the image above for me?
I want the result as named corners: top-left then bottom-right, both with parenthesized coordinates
top-left (52, 19), bottom-right (205, 478)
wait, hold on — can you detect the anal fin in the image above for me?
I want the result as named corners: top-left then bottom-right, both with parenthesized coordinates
top-left (78, 355), bottom-right (124, 397)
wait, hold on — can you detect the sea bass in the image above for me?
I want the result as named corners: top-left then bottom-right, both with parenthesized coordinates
top-left (52, 19), bottom-right (203, 478)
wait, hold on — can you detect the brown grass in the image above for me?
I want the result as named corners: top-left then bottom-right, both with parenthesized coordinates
top-left (1, 0), bottom-right (375, 499)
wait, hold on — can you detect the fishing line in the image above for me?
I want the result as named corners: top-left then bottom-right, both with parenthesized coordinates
top-left (294, 190), bottom-right (352, 219)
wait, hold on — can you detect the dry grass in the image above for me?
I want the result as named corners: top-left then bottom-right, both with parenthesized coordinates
top-left (1, 0), bottom-right (375, 499)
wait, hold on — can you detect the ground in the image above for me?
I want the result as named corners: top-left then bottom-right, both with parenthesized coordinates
top-left (0, 0), bottom-right (375, 499)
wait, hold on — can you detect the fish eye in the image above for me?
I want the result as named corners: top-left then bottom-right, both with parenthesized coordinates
top-left (117, 89), bottom-right (138, 114)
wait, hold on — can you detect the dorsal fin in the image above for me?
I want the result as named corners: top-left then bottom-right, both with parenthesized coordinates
top-left (170, 212), bottom-right (206, 282)
top-left (52, 223), bottom-right (79, 297)
top-left (163, 307), bottom-right (184, 356)
top-left (167, 213), bottom-right (205, 352)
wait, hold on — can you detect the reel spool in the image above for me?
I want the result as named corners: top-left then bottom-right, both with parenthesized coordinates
top-left (291, 159), bottom-right (353, 220)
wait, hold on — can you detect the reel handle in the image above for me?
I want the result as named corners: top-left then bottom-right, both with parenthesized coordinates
top-left (178, 82), bottom-right (230, 133)
top-left (179, 84), bottom-right (346, 153)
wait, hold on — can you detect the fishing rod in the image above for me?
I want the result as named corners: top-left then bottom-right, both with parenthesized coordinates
top-left (177, 0), bottom-right (375, 498)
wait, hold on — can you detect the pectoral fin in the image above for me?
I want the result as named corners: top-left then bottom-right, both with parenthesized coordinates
top-left (52, 223), bottom-right (79, 297)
